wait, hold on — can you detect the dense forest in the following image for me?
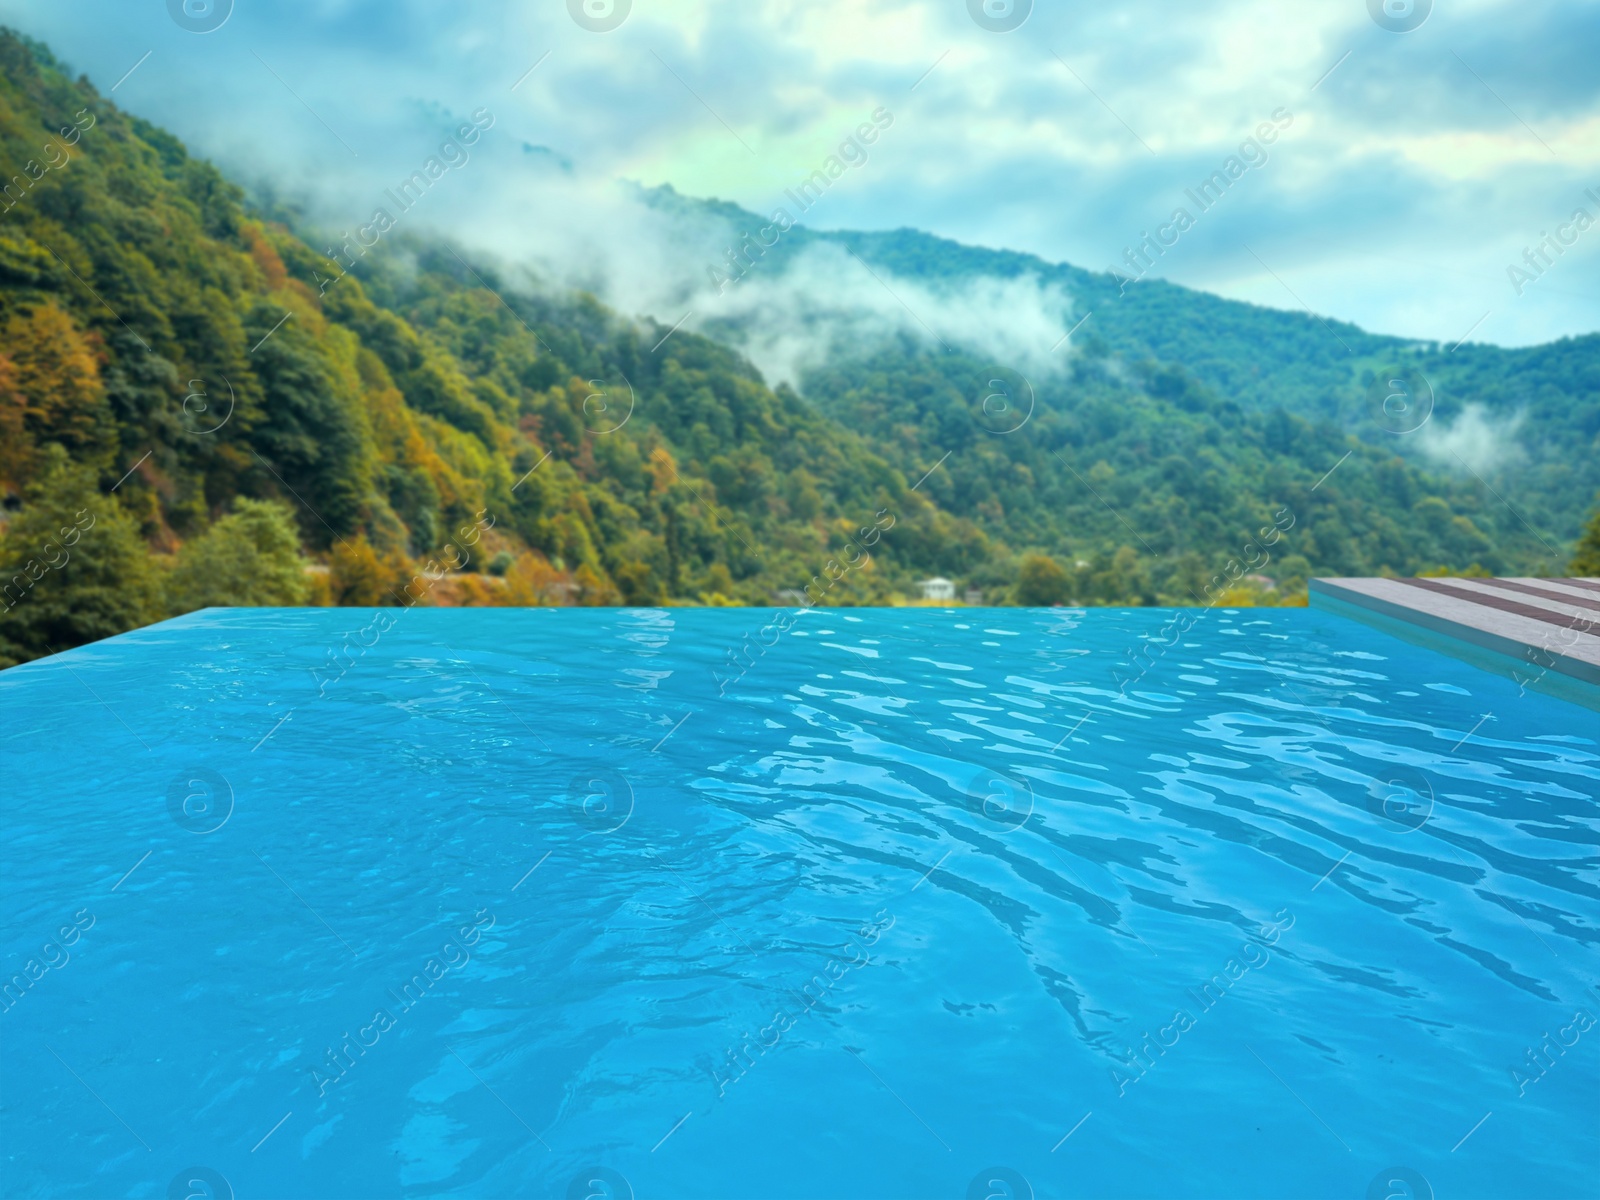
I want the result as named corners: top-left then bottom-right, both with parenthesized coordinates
top-left (0, 30), bottom-right (1595, 668)
top-left (657, 186), bottom-right (1600, 554)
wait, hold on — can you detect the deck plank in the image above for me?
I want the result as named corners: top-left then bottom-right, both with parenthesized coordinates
top-left (1309, 576), bottom-right (1600, 690)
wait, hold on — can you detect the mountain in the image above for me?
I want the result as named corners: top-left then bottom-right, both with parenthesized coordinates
top-left (0, 29), bottom-right (1592, 668)
top-left (646, 185), bottom-right (1600, 559)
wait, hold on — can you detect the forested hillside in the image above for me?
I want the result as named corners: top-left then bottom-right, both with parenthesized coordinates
top-left (0, 29), bottom-right (1591, 668)
top-left (651, 187), bottom-right (1600, 555)
top-left (0, 30), bottom-right (985, 666)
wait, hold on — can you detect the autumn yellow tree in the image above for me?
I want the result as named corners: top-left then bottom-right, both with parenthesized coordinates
top-left (505, 553), bottom-right (570, 605)
top-left (329, 536), bottom-right (410, 605)
top-left (4, 302), bottom-right (113, 473)
top-left (0, 352), bottom-right (26, 491)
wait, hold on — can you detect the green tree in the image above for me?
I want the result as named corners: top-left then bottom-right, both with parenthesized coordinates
top-left (614, 560), bottom-right (666, 606)
top-left (1571, 500), bottom-right (1600, 576)
top-left (167, 498), bottom-right (311, 613)
top-left (0, 447), bottom-right (162, 667)
top-left (1013, 554), bottom-right (1070, 606)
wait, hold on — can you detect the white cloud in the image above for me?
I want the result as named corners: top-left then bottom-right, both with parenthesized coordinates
top-left (1415, 403), bottom-right (1525, 474)
top-left (433, 174), bottom-right (1078, 389)
top-left (4, 0), bottom-right (1595, 347)
top-left (695, 244), bottom-right (1078, 387)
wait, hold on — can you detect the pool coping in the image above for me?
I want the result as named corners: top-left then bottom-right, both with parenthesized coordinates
top-left (1310, 577), bottom-right (1600, 711)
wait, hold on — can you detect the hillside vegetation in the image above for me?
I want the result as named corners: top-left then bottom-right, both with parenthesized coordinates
top-left (659, 186), bottom-right (1598, 559)
top-left (0, 31), bottom-right (1591, 667)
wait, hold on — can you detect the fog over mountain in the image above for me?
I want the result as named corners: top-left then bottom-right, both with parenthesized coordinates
top-left (6, 0), bottom-right (1598, 349)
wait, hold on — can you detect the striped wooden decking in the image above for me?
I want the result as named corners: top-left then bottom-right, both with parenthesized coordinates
top-left (1309, 576), bottom-right (1600, 695)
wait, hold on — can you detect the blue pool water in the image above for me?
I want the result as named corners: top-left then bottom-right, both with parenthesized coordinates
top-left (1, 605), bottom-right (1596, 1199)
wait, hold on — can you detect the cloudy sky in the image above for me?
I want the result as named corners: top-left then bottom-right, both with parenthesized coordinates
top-left (6, 0), bottom-right (1597, 348)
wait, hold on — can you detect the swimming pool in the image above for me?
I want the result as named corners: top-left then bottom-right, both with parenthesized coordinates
top-left (1, 606), bottom-right (1594, 1198)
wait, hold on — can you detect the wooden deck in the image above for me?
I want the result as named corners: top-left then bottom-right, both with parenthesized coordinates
top-left (1309, 576), bottom-right (1600, 698)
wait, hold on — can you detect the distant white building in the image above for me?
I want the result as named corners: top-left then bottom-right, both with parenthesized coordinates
top-left (917, 577), bottom-right (956, 601)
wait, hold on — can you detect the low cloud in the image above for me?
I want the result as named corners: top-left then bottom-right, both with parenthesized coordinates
top-left (692, 244), bottom-right (1078, 388)
top-left (439, 174), bottom-right (1079, 390)
top-left (1416, 403), bottom-right (1525, 474)
top-left (8, 0), bottom-right (1599, 349)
